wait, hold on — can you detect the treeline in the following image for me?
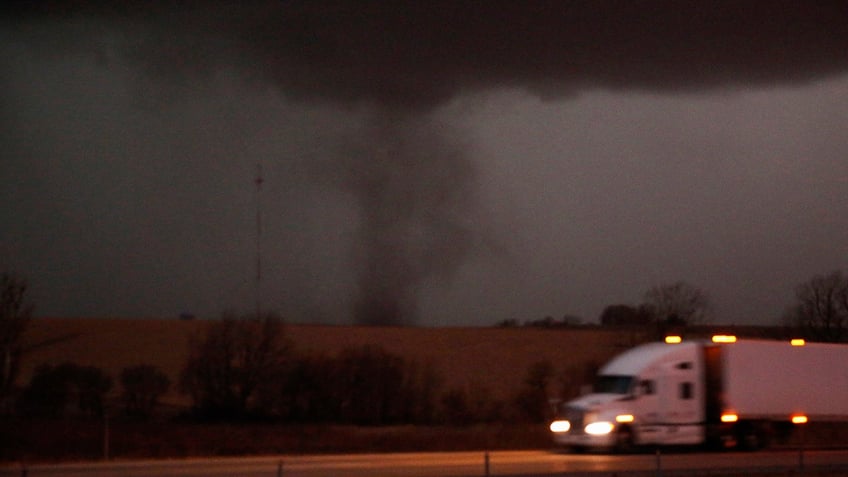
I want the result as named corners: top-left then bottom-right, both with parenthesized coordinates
top-left (176, 312), bottom-right (584, 424)
top-left (14, 363), bottom-right (169, 419)
top-left (9, 312), bottom-right (591, 426)
top-left (497, 274), bottom-right (848, 345)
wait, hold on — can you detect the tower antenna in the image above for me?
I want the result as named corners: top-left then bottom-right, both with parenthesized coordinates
top-left (254, 163), bottom-right (263, 318)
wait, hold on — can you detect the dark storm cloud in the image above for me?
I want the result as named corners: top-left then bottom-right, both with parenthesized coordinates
top-left (234, 1), bottom-right (848, 108)
top-left (165, 0), bottom-right (847, 324)
top-left (9, 1), bottom-right (848, 107)
top-left (3, 2), bottom-right (847, 325)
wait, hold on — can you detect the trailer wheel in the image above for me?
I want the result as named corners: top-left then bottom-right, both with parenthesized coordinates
top-left (615, 425), bottom-right (636, 453)
top-left (736, 421), bottom-right (767, 451)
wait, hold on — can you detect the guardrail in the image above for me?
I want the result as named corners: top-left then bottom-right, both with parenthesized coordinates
top-left (504, 466), bottom-right (848, 477)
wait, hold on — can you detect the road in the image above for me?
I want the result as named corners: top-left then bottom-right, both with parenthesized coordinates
top-left (3, 449), bottom-right (848, 477)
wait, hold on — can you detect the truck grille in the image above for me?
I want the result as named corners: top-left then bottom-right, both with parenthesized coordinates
top-left (564, 406), bottom-right (585, 433)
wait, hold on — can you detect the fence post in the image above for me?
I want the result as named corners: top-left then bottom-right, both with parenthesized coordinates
top-left (484, 451), bottom-right (490, 476)
top-left (655, 448), bottom-right (662, 477)
top-left (796, 418), bottom-right (806, 475)
top-left (277, 460), bottom-right (284, 477)
top-left (103, 413), bottom-right (110, 461)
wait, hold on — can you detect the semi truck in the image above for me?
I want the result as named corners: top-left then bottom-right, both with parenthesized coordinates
top-left (549, 336), bottom-right (848, 451)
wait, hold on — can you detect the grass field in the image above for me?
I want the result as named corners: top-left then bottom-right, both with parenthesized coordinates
top-left (18, 318), bottom-right (644, 408)
top-left (12, 319), bottom-right (632, 462)
top-left (3, 417), bottom-right (846, 463)
top-left (18, 319), bottom-right (840, 464)
top-left (1, 418), bottom-right (552, 462)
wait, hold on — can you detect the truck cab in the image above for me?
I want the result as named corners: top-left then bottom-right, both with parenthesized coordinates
top-left (551, 340), bottom-right (706, 451)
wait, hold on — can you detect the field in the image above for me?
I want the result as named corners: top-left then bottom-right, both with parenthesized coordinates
top-left (2, 419), bottom-right (553, 462)
top-left (7, 318), bottom-right (641, 462)
top-left (18, 318), bottom-right (642, 408)
top-left (7, 319), bottom-right (848, 462)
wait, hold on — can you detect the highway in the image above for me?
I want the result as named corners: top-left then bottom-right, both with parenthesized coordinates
top-left (3, 449), bottom-right (848, 477)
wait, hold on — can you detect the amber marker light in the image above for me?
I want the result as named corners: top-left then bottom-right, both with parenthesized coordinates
top-left (721, 413), bottom-right (739, 423)
top-left (792, 415), bottom-right (808, 424)
top-left (712, 335), bottom-right (737, 344)
top-left (664, 335), bottom-right (682, 344)
top-left (791, 339), bottom-right (806, 346)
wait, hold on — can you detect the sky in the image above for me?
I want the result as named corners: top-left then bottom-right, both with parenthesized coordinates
top-left (2, 1), bottom-right (847, 326)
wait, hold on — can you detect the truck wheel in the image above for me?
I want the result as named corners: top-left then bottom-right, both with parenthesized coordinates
top-left (736, 422), bottom-right (765, 451)
top-left (615, 426), bottom-right (636, 453)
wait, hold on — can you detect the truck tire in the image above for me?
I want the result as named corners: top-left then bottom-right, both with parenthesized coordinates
top-left (736, 421), bottom-right (768, 451)
top-left (615, 426), bottom-right (636, 453)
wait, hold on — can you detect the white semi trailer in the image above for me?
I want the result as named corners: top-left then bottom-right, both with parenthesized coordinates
top-left (550, 336), bottom-right (848, 451)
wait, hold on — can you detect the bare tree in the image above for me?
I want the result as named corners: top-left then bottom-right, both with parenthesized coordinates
top-left (180, 311), bottom-right (292, 419)
top-left (1, 272), bottom-right (33, 405)
top-left (334, 345), bottom-right (410, 425)
top-left (788, 271), bottom-right (848, 343)
top-left (513, 359), bottom-right (555, 423)
top-left (121, 364), bottom-right (171, 418)
top-left (643, 281), bottom-right (712, 327)
top-left (19, 362), bottom-right (112, 418)
top-left (599, 304), bottom-right (653, 326)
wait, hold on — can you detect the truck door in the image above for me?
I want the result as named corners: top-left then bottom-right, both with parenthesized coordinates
top-left (633, 376), bottom-right (662, 444)
top-left (659, 360), bottom-right (704, 444)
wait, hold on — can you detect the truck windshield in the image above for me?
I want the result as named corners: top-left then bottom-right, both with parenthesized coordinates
top-left (593, 375), bottom-right (634, 394)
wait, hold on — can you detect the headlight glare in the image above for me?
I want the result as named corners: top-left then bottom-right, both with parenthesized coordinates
top-left (549, 420), bottom-right (571, 433)
top-left (584, 421), bottom-right (615, 435)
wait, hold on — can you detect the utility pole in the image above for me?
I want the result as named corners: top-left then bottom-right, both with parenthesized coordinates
top-left (254, 163), bottom-right (263, 319)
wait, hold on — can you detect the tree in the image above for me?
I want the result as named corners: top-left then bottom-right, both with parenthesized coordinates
top-left (556, 360), bottom-right (600, 401)
top-left (263, 347), bottom-right (442, 425)
top-left (19, 364), bottom-right (72, 418)
top-left (120, 365), bottom-right (171, 418)
top-left (401, 358), bottom-right (442, 424)
top-left (180, 311), bottom-right (292, 419)
top-left (599, 304), bottom-right (652, 326)
top-left (74, 365), bottom-right (113, 417)
top-left (1, 273), bottom-right (33, 405)
top-left (787, 271), bottom-right (848, 343)
top-left (512, 359), bottom-right (554, 423)
top-left (334, 345), bottom-right (408, 425)
top-left (643, 281), bottom-right (712, 327)
top-left (268, 353), bottom-right (339, 422)
top-left (19, 363), bottom-right (112, 418)
top-left (440, 387), bottom-right (473, 426)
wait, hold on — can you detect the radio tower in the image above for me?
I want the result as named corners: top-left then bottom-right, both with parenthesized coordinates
top-left (254, 163), bottom-right (263, 318)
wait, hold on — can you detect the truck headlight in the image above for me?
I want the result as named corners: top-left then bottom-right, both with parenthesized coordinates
top-left (549, 420), bottom-right (571, 433)
top-left (584, 421), bottom-right (615, 435)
